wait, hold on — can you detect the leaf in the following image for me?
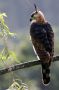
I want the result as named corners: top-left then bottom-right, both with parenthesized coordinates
top-left (9, 32), bottom-right (16, 37)
top-left (8, 51), bottom-right (20, 63)
top-left (0, 13), bottom-right (7, 24)
top-left (0, 13), bottom-right (16, 38)
top-left (7, 81), bottom-right (28, 90)
top-left (1, 56), bottom-right (6, 60)
top-left (0, 53), bottom-right (6, 61)
top-left (8, 51), bottom-right (17, 60)
top-left (7, 81), bottom-right (21, 90)
top-left (0, 13), bottom-right (7, 17)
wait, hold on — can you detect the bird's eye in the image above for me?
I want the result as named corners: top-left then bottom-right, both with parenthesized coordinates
top-left (31, 11), bottom-right (38, 18)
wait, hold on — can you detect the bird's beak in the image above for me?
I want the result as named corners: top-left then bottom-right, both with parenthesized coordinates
top-left (30, 16), bottom-right (36, 22)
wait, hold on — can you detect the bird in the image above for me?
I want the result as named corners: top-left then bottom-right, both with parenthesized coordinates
top-left (30, 9), bottom-right (54, 85)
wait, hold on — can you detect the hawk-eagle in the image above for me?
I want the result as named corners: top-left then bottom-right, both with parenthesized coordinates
top-left (30, 10), bottom-right (54, 85)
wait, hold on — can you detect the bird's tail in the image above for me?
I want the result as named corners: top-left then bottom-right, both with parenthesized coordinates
top-left (41, 62), bottom-right (51, 85)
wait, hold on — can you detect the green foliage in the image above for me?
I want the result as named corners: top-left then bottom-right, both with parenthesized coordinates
top-left (7, 80), bottom-right (28, 90)
top-left (0, 13), bottom-right (17, 66)
top-left (0, 13), bottom-right (29, 90)
top-left (0, 13), bottom-right (16, 38)
top-left (0, 49), bottom-right (17, 63)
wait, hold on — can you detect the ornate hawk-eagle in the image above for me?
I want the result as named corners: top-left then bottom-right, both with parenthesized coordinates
top-left (30, 10), bottom-right (54, 85)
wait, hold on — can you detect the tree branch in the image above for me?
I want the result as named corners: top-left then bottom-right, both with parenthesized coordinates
top-left (0, 56), bottom-right (59, 75)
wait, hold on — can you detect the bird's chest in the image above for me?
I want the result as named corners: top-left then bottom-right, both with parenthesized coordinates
top-left (31, 37), bottom-right (45, 51)
top-left (30, 24), bottom-right (46, 36)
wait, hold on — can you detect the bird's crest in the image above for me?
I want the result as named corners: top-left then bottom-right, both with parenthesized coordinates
top-left (34, 4), bottom-right (38, 13)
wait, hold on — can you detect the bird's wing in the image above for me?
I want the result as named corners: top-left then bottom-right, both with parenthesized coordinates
top-left (30, 23), bottom-right (51, 52)
top-left (45, 23), bottom-right (54, 55)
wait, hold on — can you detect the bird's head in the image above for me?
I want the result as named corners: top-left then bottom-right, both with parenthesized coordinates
top-left (30, 10), bottom-right (46, 24)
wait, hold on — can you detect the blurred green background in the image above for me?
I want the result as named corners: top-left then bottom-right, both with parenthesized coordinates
top-left (0, 0), bottom-right (59, 90)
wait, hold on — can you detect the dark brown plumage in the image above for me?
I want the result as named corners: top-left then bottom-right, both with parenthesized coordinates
top-left (30, 11), bottom-right (54, 85)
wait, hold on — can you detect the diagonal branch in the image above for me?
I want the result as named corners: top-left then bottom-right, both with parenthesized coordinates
top-left (0, 56), bottom-right (59, 75)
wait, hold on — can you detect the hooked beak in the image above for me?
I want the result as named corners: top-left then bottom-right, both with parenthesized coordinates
top-left (30, 16), bottom-right (36, 22)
